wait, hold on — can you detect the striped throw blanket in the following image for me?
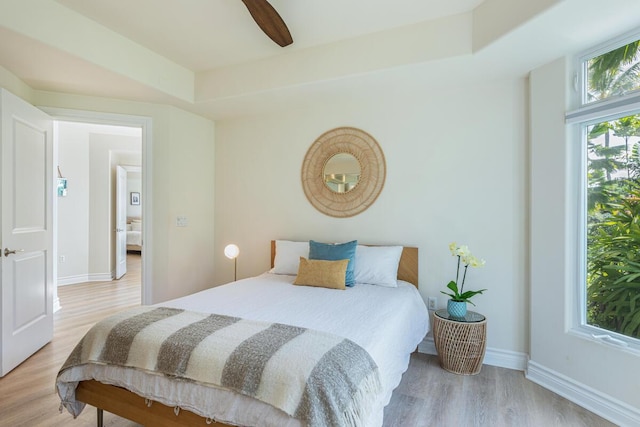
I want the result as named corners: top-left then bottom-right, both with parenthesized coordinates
top-left (57, 307), bottom-right (382, 427)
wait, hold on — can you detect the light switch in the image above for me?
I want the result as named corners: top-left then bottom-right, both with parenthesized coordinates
top-left (176, 216), bottom-right (188, 227)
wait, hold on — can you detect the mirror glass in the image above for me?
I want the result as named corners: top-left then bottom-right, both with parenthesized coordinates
top-left (323, 153), bottom-right (361, 193)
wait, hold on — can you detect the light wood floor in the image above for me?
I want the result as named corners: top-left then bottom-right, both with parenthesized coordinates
top-left (0, 252), bottom-right (614, 427)
top-left (383, 354), bottom-right (614, 427)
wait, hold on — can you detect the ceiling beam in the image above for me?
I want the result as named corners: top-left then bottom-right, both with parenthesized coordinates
top-left (0, 0), bottom-right (194, 103)
top-left (195, 13), bottom-right (473, 103)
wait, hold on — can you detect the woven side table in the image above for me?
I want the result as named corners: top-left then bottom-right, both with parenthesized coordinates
top-left (433, 309), bottom-right (487, 375)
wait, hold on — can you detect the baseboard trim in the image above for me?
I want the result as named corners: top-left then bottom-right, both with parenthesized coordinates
top-left (418, 336), bottom-right (528, 371)
top-left (527, 360), bottom-right (640, 427)
top-left (57, 275), bottom-right (89, 286)
top-left (57, 273), bottom-right (113, 286)
top-left (91, 272), bottom-right (114, 282)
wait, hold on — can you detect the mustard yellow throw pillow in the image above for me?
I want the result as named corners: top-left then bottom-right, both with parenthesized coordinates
top-left (293, 257), bottom-right (349, 290)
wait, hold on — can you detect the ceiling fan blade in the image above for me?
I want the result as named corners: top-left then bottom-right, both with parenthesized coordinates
top-left (241, 0), bottom-right (293, 47)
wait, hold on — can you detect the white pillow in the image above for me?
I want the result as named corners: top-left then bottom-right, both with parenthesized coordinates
top-left (354, 245), bottom-right (403, 287)
top-left (126, 224), bottom-right (132, 231)
top-left (131, 222), bottom-right (142, 232)
top-left (272, 240), bottom-right (310, 275)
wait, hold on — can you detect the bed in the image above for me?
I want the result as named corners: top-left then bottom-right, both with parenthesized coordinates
top-left (126, 217), bottom-right (142, 252)
top-left (57, 240), bottom-right (428, 427)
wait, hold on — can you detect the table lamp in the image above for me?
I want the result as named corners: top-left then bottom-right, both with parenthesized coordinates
top-left (224, 244), bottom-right (240, 281)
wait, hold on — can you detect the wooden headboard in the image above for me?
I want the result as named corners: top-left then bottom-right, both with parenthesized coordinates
top-left (270, 240), bottom-right (419, 287)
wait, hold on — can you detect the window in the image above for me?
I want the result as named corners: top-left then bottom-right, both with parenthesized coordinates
top-left (586, 112), bottom-right (640, 341)
top-left (584, 40), bottom-right (640, 104)
top-left (570, 33), bottom-right (640, 348)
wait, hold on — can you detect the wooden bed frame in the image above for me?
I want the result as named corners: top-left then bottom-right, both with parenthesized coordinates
top-left (75, 242), bottom-right (419, 427)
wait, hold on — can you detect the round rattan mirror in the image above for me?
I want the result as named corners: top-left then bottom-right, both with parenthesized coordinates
top-left (301, 127), bottom-right (386, 218)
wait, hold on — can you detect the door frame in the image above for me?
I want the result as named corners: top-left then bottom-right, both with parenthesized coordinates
top-left (115, 165), bottom-right (128, 280)
top-left (40, 107), bottom-right (153, 305)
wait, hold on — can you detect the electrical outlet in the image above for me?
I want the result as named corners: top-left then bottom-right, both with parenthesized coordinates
top-left (176, 216), bottom-right (188, 227)
top-left (428, 297), bottom-right (437, 310)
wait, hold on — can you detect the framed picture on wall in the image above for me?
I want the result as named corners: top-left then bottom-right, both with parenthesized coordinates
top-left (131, 192), bottom-right (140, 205)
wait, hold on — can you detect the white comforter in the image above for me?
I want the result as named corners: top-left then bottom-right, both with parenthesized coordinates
top-left (126, 230), bottom-right (142, 246)
top-left (57, 273), bottom-right (429, 427)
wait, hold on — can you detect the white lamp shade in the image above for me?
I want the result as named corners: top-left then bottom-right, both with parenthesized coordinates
top-left (224, 244), bottom-right (240, 259)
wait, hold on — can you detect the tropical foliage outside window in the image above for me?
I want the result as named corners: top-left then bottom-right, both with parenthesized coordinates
top-left (585, 38), bottom-right (640, 340)
top-left (586, 40), bottom-right (640, 103)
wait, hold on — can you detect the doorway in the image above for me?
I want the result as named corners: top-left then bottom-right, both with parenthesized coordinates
top-left (116, 164), bottom-right (142, 280)
top-left (43, 108), bottom-right (153, 308)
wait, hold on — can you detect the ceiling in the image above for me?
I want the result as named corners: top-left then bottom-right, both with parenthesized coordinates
top-left (55, 0), bottom-right (485, 72)
top-left (1, 0), bottom-right (640, 120)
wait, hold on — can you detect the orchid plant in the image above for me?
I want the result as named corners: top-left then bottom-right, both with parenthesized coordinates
top-left (441, 242), bottom-right (487, 305)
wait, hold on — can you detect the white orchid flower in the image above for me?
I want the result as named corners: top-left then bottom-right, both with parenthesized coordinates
top-left (443, 243), bottom-right (487, 305)
top-left (456, 245), bottom-right (471, 258)
top-left (468, 256), bottom-right (486, 268)
top-left (449, 242), bottom-right (458, 256)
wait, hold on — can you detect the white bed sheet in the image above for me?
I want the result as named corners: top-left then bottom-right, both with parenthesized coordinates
top-left (126, 230), bottom-right (142, 246)
top-left (59, 273), bottom-right (429, 427)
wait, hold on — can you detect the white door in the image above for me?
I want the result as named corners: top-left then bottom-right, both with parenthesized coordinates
top-left (115, 166), bottom-right (127, 279)
top-left (0, 89), bottom-right (53, 377)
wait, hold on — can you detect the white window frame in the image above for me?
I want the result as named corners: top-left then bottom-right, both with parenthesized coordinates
top-left (576, 28), bottom-right (640, 107)
top-left (566, 29), bottom-right (640, 354)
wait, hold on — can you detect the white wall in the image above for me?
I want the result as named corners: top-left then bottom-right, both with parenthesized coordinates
top-left (529, 57), bottom-right (640, 419)
top-left (57, 123), bottom-right (141, 283)
top-left (214, 78), bottom-right (528, 357)
top-left (0, 65), bottom-right (33, 103)
top-left (57, 123), bottom-right (90, 282)
top-left (164, 107), bottom-right (217, 297)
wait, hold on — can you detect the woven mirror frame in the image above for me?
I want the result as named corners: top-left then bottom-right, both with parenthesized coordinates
top-left (301, 127), bottom-right (386, 218)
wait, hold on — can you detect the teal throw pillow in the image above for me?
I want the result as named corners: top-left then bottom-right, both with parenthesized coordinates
top-left (309, 240), bottom-right (357, 287)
